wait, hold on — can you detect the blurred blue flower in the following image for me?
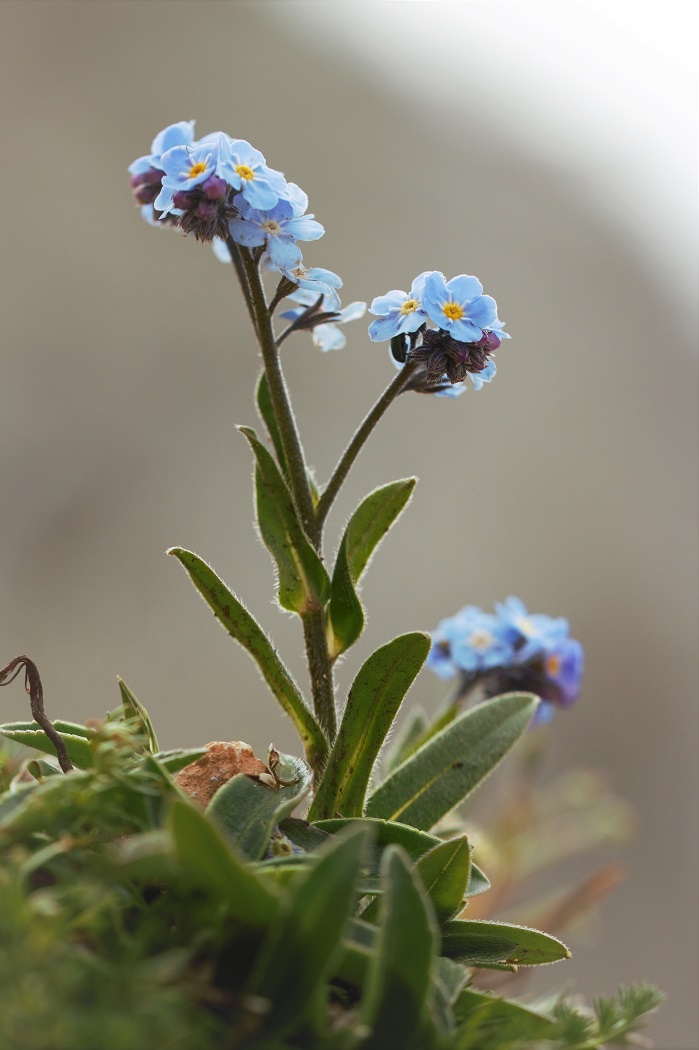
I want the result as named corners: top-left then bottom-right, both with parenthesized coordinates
top-left (368, 272), bottom-right (431, 342)
top-left (129, 121), bottom-right (197, 219)
top-left (495, 596), bottom-right (570, 662)
top-left (542, 637), bottom-right (585, 708)
top-left (427, 606), bottom-right (515, 678)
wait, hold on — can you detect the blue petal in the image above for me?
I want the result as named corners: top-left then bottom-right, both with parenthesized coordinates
top-left (450, 319), bottom-right (483, 342)
top-left (369, 290), bottom-right (409, 315)
top-left (369, 313), bottom-right (403, 342)
top-left (151, 120), bottom-right (196, 159)
top-left (467, 294), bottom-right (498, 328)
top-left (446, 274), bottom-right (483, 303)
top-left (285, 216), bottom-right (325, 242)
top-left (267, 236), bottom-right (303, 269)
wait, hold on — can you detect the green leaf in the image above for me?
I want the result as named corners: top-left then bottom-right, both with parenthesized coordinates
top-left (365, 693), bottom-right (538, 830)
top-left (360, 846), bottom-right (438, 1049)
top-left (116, 677), bottom-right (158, 752)
top-left (465, 860), bottom-right (491, 898)
top-left (416, 835), bottom-right (472, 922)
top-left (0, 722), bottom-right (93, 769)
top-left (168, 548), bottom-right (327, 769)
top-left (239, 426), bottom-right (329, 613)
top-left (169, 799), bottom-right (279, 925)
top-left (313, 816), bottom-right (444, 873)
top-left (256, 372), bottom-right (320, 505)
top-left (152, 747), bottom-right (208, 775)
top-left (453, 987), bottom-right (559, 1046)
top-left (326, 479), bottom-right (416, 658)
top-left (384, 706), bottom-right (429, 775)
top-left (245, 826), bottom-right (369, 1035)
top-left (308, 632), bottom-right (430, 820)
top-left (442, 919), bottom-right (570, 967)
top-left (207, 752), bottom-right (312, 860)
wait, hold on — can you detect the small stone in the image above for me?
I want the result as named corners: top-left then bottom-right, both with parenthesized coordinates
top-left (174, 741), bottom-right (269, 807)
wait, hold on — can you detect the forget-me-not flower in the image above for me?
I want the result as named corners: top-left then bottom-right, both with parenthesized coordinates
top-left (218, 138), bottom-right (289, 211)
top-left (368, 272), bottom-right (431, 342)
top-left (422, 271), bottom-right (504, 343)
top-left (229, 195), bottom-right (324, 269)
top-left (495, 596), bottom-right (570, 663)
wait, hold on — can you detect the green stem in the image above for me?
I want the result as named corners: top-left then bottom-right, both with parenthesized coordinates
top-left (225, 235), bottom-right (257, 334)
top-left (315, 359), bottom-right (418, 529)
top-left (234, 249), bottom-right (336, 742)
top-left (237, 247), bottom-right (318, 544)
top-left (302, 609), bottom-right (336, 741)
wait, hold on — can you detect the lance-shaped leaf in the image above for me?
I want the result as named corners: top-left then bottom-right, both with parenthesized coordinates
top-left (207, 752), bottom-right (312, 860)
top-left (365, 693), bottom-right (538, 830)
top-left (326, 479), bottom-right (416, 658)
top-left (308, 632), bottom-right (430, 821)
top-left (256, 372), bottom-right (319, 504)
top-left (360, 846), bottom-right (438, 1049)
top-left (441, 918), bottom-right (570, 967)
top-left (245, 826), bottom-right (369, 1035)
top-left (384, 705), bottom-right (429, 775)
top-left (117, 677), bottom-right (158, 752)
top-left (0, 721), bottom-right (93, 769)
top-left (167, 548), bottom-right (327, 769)
top-left (238, 426), bottom-right (329, 613)
top-left (415, 835), bottom-right (472, 922)
top-left (453, 987), bottom-right (559, 1043)
top-left (169, 799), bottom-right (279, 925)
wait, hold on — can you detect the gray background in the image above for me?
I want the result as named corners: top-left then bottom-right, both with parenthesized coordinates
top-left (0, 2), bottom-right (696, 1047)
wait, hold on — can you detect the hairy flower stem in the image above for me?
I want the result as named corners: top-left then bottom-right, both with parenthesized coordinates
top-left (225, 236), bottom-right (258, 335)
top-left (315, 359), bottom-right (419, 529)
top-left (302, 609), bottom-right (336, 742)
top-left (236, 247), bottom-right (318, 544)
top-left (235, 249), bottom-right (336, 744)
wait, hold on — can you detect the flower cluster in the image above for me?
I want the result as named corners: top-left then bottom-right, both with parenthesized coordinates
top-left (427, 596), bottom-right (584, 723)
top-left (369, 270), bottom-right (509, 395)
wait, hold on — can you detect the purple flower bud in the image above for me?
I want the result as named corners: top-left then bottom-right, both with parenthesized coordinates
top-left (202, 175), bottom-right (228, 201)
top-left (172, 190), bottom-right (198, 210)
top-left (129, 167), bottom-right (164, 206)
top-left (477, 331), bottom-right (502, 352)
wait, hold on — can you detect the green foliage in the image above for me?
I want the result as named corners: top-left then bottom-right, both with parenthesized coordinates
top-left (168, 546), bottom-right (327, 769)
top-left (0, 686), bottom-right (662, 1049)
top-left (365, 693), bottom-right (538, 829)
top-left (326, 479), bottom-right (416, 658)
top-left (308, 632), bottom-right (430, 820)
top-left (238, 425), bottom-right (329, 614)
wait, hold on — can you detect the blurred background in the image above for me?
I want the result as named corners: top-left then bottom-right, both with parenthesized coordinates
top-left (0, 2), bottom-right (696, 1045)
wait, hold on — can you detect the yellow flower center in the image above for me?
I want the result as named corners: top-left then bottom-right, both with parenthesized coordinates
top-left (517, 616), bottom-right (536, 636)
top-left (546, 654), bottom-right (561, 676)
top-left (400, 298), bottom-right (419, 315)
top-left (442, 301), bottom-right (464, 321)
top-left (188, 161), bottom-right (208, 178)
top-left (469, 629), bottom-right (493, 651)
top-left (236, 164), bottom-right (255, 181)
top-left (262, 220), bottom-right (282, 236)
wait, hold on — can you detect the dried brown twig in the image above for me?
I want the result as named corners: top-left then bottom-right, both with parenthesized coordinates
top-left (0, 656), bottom-right (73, 772)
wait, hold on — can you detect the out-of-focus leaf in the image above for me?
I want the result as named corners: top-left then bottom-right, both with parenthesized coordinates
top-left (239, 426), bottom-right (329, 613)
top-left (167, 548), bottom-right (327, 769)
top-left (326, 479), bottom-right (416, 658)
top-left (365, 693), bottom-right (538, 830)
top-left (244, 826), bottom-right (369, 1035)
top-left (465, 861), bottom-right (491, 899)
top-left (308, 632), bottom-right (430, 820)
top-left (169, 799), bottom-right (279, 925)
top-left (0, 723), bottom-right (93, 770)
top-left (453, 987), bottom-right (559, 1046)
top-left (153, 747), bottom-right (208, 775)
top-left (441, 918), bottom-right (570, 967)
top-left (207, 753), bottom-right (312, 860)
top-left (360, 846), bottom-right (438, 1049)
top-left (117, 678), bottom-right (158, 752)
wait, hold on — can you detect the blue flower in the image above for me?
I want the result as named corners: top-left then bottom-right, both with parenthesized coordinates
top-left (228, 192), bottom-right (324, 269)
top-left (155, 136), bottom-right (224, 217)
top-left (542, 638), bottom-right (585, 708)
top-left (218, 138), bottom-right (288, 211)
top-left (428, 606), bottom-right (515, 677)
top-left (280, 289), bottom-right (366, 352)
top-left (422, 271), bottom-right (503, 343)
top-left (273, 260), bottom-right (343, 310)
top-left (368, 272), bottom-right (430, 342)
top-left (495, 596), bottom-right (570, 662)
top-left (129, 121), bottom-right (197, 219)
